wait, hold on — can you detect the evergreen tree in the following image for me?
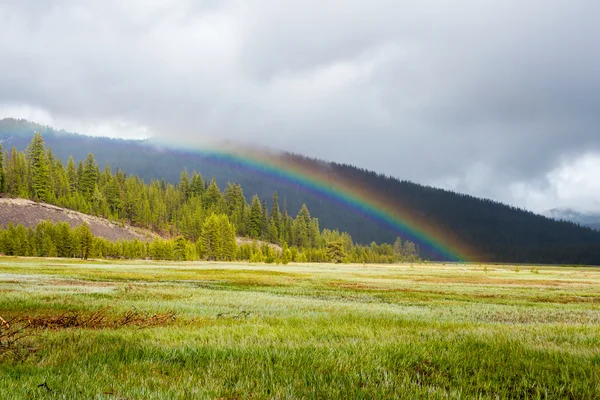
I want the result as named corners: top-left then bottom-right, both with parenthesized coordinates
top-left (190, 171), bottom-right (205, 198)
top-left (76, 222), bottom-right (93, 260)
top-left (294, 204), bottom-right (312, 248)
top-left (326, 240), bottom-right (345, 263)
top-left (76, 160), bottom-right (84, 192)
top-left (80, 154), bottom-right (98, 202)
top-left (66, 156), bottom-right (77, 194)
top-left (26, 132), bottom-right (50, 201)
top-left (201, 213), bottom-right (222, 260)
top-left (205, 178), bottom-right (222, 210)
top-left (249, 195), bottom-right (262, 239)
top-left (224, 183), bottom-right (246, 234)
top-left (270, 191), bottom-right (282, 242)
top-left (179, 169), bottom-right (190, 199)
top-left (219, 214), bottom-right (237, 261)
top-left (173, 236), bottom-right (187, 261)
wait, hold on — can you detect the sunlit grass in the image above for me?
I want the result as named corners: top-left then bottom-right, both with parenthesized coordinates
top-left (1, 258), bottom-right (599, 398)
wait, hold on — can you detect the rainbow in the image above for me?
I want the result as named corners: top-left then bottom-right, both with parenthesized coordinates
top-left (156, 140), bottom-right (475, 261)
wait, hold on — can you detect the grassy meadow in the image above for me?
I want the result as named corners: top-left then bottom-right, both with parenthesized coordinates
top-left (1, 258), bottom-right (599, 399)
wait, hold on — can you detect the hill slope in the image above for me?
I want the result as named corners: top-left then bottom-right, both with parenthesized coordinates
top-left (0, 198), bottom-right (156, 241)
top-left (2, 118), bottom-right (600, 264)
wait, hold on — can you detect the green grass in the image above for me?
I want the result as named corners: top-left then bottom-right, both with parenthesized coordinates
top-left (1, 258), bottom-right (599, 399)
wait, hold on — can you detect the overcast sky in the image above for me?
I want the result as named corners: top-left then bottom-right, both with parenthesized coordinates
top-left (1, 0), bottom-right (599, 213)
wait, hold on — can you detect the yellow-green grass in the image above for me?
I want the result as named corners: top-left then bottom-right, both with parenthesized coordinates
top-left (1, 258), bottom-right (599, 399)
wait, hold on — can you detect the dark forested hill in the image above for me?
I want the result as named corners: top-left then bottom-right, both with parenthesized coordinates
top-left (2, 118), bottom-right (600, 264)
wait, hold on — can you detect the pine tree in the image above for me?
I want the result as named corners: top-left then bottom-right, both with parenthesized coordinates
top-left (267, 219), bottom-right (279, 243)
top-left (224, 183), bottom-right (246, 234)
top-left (190, 171), bottom-right (205, 198)
top-left (80, 154), bottom-right (98, 202)
top-left (179, 169), bottom-right (190, 199)
top-left (66, 156), bottom-right (77, 194)
top-left (270, 191), bottom-right (282, 242)
top-left (294, 204), bottom-right (311, 248)
top-left (201, 213), bottom-right (222, 260)
top-left (5, 147), bottom-right (27, 197)
top-left (26, 132), bottom-right (50, 201)
top-left (76, 160), bottom-right (84, 191)
top-left (219, 214), bottom-right (237, 261)
top-left (326, 240), bottom-right (345, 263)
top-left (173, 236), bottom-right (187, 261)
top-left (76, 222), bottom-right (93, 260)
top-left (205, 178), bottom-right (222, 210)
top-left (249, 195), bottom-right (262, 239)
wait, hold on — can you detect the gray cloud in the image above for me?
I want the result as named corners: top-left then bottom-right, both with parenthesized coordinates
top-left (1, 0), bottom-right (599, 212)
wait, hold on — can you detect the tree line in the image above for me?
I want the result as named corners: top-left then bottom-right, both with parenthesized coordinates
top-left (0, 220), bottom-right (419, 264)
top-left (0, 133), bottom-right (421, 263)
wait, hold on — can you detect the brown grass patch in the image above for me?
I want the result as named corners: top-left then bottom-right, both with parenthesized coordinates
top-left (531, 295), bottom-right (600, 304)
top-left (327, 281), bottom-right (387, 291)
top-left (2, 307), bottom-right (176, 331)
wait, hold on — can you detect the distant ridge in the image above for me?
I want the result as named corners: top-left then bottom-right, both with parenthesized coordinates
top-left (543, 208), bottom-right (600, 231)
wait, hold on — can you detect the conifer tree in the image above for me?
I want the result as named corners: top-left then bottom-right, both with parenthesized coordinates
top-left (270, 191), bottom-right (282, 242)
top-left (205, 178), bottom-right (222, 210)
top-left (219, 214), bottom-right (237, 261)
top-left (26, 132), bottom-right (50, 201)
top-left (80, 154), bottom-right (99, 202)
top-left (223, 183), bottom-right (242, 222)
top-left (326, 240), bottom-right (345, 263)
top-left (201, 213), bottom-right (222, 260)
top-left (66, 156), bottom-right (77, 194)
top-left (190, 171), bottom-right (205, 198)
top-left (173, 236), bottom-right (187, 260)
top-left (76, 222), bottom-right (93, 259)
top-left (294, 204), bottom-right (312, 248)
top-left (179, 169), bottom-right (190, 199)
top-left (5, 147), bottom-right (27, 197)
top-left (76, 160), bottom-right (84, 191)
top-left (249, 195), bottom-right (262, 239)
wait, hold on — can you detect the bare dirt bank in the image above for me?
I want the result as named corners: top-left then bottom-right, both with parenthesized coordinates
top-left (0, 198), bottom-right (156, 242)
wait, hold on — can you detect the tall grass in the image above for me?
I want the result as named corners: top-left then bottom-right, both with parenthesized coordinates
top-left (1, 259), bottom-right (599, 398)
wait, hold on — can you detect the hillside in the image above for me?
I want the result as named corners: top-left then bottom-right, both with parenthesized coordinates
top-left (2, 118), bottom-right (600, 264)
top-left (0, 198), bottom-right (156, 242)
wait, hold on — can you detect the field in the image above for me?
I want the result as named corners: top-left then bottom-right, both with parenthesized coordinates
top-left (1, 259), bottom-right (599, 399)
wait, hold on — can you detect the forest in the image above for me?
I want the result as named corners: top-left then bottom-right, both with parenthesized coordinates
top-left (0, 133), bottom-right (420, 263)
top-left (2, 118), bottom-right (600, 264)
